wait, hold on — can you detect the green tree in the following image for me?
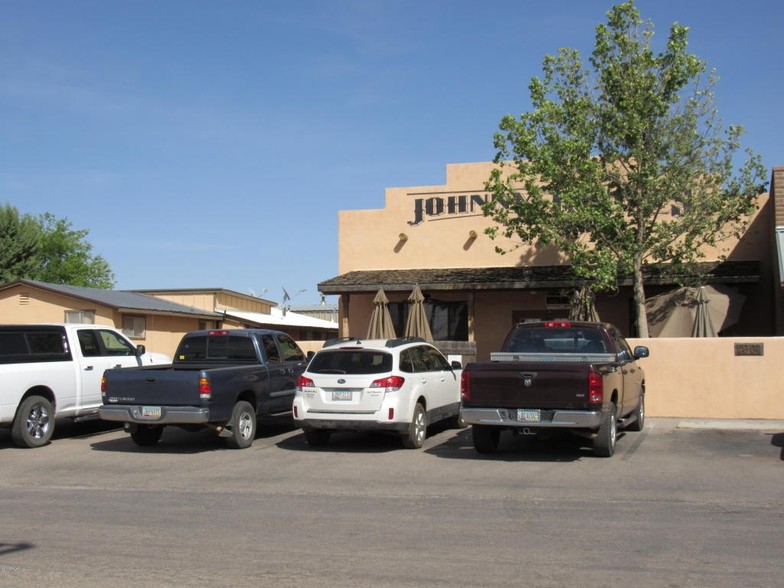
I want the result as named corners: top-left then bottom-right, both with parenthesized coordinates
top-left (483, 1), bottom-right (767, 336)
top-left (0, 204), bottom-right (115, 288)
top-left (0, 204), bottom-right (42, 283)
top-left (37, 213), bottom-right (115, 288)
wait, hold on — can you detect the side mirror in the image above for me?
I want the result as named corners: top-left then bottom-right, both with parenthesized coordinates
top-left (307, 350), bottom-right (316, 360)
top-left (135, 344), bottom-right (147, 356)
top-left (451, 360), bottom-right (462, 370)
top-left (633, 346), bottom-right (649, 359)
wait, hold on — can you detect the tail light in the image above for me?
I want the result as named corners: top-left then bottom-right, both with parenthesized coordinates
top-left (297, 375), bottom-right (314, 391)
top-left (460, 369), bottom-right (471, 401)
top-left (100, 376), bottom-right (107, 394)
top-left (199, 376), bottom-right (212, 399)
top-left (588, 371), bottom-right (603, 404)
top-left (370, 376), bottom-right (404, 392)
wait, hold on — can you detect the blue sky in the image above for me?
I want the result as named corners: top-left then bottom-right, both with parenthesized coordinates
top-left (1, 0), bottom-right (781, 306)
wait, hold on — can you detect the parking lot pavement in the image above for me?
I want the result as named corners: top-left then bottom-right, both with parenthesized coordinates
top-left (0, 417), bottom-right (782, 587)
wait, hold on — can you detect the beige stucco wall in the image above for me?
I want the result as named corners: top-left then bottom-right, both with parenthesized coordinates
top-left (0, 285), bottom-right (205, 358)
top-left (629, 337), bottom-right (784, 419)
top-left (338, 162), bottom-right (766, 274)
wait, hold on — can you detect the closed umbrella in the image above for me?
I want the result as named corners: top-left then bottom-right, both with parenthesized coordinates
top-left (691, 286), bottom-right (717, 337)
top-left (404, 284), bottom-right (433, 341)
top-left (366, 289), bottom-right (396, 339)
top-left (646, 284), bottom-right (745, 337)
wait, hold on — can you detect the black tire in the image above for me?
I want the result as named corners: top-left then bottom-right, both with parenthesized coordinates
top-left (11, 395), bottom-right (55, 448)
top-left (594, 403), bottom-right (617, 457)
top-left (401, 403), bottom-right (427, 449)
top-left (304, 428), bottom-right (331, 447)
top-left (448, 410), bottom-right (468, 429)
top-left (627, 391), bottom-right (645, 432)
top-left (472, 424), bottom-right (500, 454)
top-left (226, 401), bottom-right (257, 449)
top-left (130, 424), bottom-right (163, 447)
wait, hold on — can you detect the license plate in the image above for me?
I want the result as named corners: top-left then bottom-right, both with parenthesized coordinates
top-left (516, 409), bottom-right (541, 423)
top-left (331, 391), bottom-right (352, 401)
top-left (141, 406), bottom-right (162, 419)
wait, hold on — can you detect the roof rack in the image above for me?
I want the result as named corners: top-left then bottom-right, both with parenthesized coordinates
top-left (385, 336), bottom-right (425, 348)
top-left (323, 336), bottom-right (362, 348)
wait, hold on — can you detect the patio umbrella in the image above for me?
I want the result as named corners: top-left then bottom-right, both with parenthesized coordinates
top-left (569, 286), bottom-right (600, 322)
top-left (691, 286), bottom-right (717, 337)
top-left (404, 284), bottom-right (433, 341)
top-left (366, 288), bottom-right (396, 339)
top-left (646, 284), bottom-right (745, 337)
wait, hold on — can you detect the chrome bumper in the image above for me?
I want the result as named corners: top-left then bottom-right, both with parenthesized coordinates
top-left (460, 407), bottom-right (602, 429)
top-left (99, 405), bottom-right (210, 425)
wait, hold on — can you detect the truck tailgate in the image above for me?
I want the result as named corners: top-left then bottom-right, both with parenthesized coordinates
top-left (464, 362), bottom-right (594, 410)
top-left (103, 367), bottom-right (203, 406)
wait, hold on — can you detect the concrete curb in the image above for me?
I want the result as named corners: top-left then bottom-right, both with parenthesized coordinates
top-left (673, 419), bottom-right (784, 431)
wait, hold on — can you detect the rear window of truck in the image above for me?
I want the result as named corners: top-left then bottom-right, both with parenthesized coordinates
top-left (0, 330), bottom-right (70, 363)
top-left (175, 335), bottom-right (258, 362)
top-left (506, 327), bottom-right (608, 353)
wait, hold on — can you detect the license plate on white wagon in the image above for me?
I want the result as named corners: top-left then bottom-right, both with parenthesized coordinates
top-left (331, 391), bottom-right (352, 401)
top-left (515, 409), bottom-right (541, 423)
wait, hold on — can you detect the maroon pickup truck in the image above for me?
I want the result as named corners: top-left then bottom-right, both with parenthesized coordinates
top-left (460, 321), bottom-right (649, 457)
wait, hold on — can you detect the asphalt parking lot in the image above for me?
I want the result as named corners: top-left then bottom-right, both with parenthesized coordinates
top-left (1, 417), bottom-right (783, 588)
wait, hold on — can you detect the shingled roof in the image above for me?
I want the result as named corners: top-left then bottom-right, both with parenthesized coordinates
top-left (4, 280), bottom-right (223, 319)
top-left (318, 261), bottom-right (760, 294)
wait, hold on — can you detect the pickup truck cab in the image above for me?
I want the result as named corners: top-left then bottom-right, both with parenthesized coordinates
top-left (0, 323), bottom-right (170, 448)
top-left (99, 329), bottom-right (307, 449)
top-left (460, 321), bottom-right (649, 457)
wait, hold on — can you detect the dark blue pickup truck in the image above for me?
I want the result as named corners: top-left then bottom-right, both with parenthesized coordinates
top-left (99, 329), bottom-right (307, 449)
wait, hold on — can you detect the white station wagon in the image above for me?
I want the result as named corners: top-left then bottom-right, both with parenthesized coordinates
top-left (293, 337), bottom-right (463, 449)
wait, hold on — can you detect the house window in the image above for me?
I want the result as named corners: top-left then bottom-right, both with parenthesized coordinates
top-left (389, 299), bottom-right (468, 341)
top-left (65, 310), bottom-right (95, 324)
top-left (122, 316), bottom-right (146, 339)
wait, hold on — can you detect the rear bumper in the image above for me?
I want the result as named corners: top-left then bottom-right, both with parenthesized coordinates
top-left (460, 407), bottom-right (602, 429)
top-left (99, 405), bottom-right (210, 425)
top-left (295, 418), bottom-right (409, 434)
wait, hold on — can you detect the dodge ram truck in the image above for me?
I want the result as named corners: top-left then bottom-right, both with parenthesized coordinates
top-left (460, 321), bottom-right (649, 457)
top-left (99, 328), bottom-right (307, 449)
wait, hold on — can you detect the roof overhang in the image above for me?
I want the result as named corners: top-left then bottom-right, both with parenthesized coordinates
top-left (318, 261), bottom-right (760, 295)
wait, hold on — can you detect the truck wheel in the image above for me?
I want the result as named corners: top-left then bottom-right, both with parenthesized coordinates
top-left (472, 425), bottom-right (500, 454)
top-left (594, 403), bottom-right (617, 457)
top-left (226, 401), bottom-right (257, 449)
top-left (11, 395), bottom-right (55, 448)
top-left (627, 391), bottom-right (645, 432)
top-left (401, 403), bottom-right (427, 449)
top-left (130, 424), bottom-right (163, 447)
top-left (304, 429), bottom-right (331, 447)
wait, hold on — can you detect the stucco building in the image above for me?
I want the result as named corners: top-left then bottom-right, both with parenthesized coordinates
top-left (319, 162), bottom-right (780, 361)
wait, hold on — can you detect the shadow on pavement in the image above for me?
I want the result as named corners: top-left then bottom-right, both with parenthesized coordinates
top-left (89, 417), bottom-right (298, 455)
top-left (770, 432), bottom-right (784, 461)
top-left (426, 427), bottom-right (614, 463)
top-left (0, 541), bottom-right (35, 557)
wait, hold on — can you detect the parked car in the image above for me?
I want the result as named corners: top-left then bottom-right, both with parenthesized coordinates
top-left (100, 329), bottom-right (307, 449)
top-left (0, 323), bottom-right (170, 448)
top-left (293, 337), bottom-right (463, 449)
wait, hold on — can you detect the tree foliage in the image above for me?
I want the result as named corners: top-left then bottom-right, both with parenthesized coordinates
top-left (483, 1), bottom-right (767, 336)
top-left (0, 204), bottom-right (42, 283)
top-left (0, 204), bottom-right (115, 288)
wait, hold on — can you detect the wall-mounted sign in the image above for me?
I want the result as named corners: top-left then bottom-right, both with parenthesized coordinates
top-left (734, 343), bottom-right (764, 356)
top-left (407, 193), bottom-right (493, 226)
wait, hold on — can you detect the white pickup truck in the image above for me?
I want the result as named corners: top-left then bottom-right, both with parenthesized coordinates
top-left (0, 323), bottom-right (170, 448)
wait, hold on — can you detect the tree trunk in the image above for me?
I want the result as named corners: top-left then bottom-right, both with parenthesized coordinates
top-left (633, 257), bottom-right (649, 338)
